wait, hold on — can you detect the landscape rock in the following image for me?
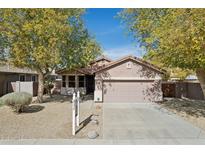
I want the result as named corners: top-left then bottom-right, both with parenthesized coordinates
top-left (87, 131), bottom-right (99, 139)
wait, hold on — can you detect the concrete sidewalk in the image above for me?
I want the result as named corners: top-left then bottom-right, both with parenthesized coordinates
top-left (1, 138), bottom-right (205, 145)
top-left (103, 103), bottom-right (205, 144)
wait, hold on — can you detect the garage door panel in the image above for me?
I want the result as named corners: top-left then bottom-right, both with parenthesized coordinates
top-left (103, 81), bottom-right (160, 103)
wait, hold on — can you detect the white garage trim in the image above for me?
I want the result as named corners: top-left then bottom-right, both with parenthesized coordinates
top-left (95, 77), bottom-right (161, 80)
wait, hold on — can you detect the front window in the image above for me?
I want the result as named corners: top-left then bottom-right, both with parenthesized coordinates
top-left (78, 76), bottom-right (85, 87)
top-left (62, 75), bottom-right (66, 87)
top-left (32, 75), bottom-right (36, 82)
top-left (68, 76), bottom-right (75, 87)
top-left (19, 74), bottom-right (25, 82)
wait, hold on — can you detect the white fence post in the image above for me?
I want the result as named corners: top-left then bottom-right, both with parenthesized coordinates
top-left (76, 91), bottom-right (80, 127)
top-left (72, 92), bottom-right (76, 136)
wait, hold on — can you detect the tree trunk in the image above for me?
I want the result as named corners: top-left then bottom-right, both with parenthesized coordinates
top-left (47, 86), bottom-right (53, 98)
top-left (37, 72), bottom-right (44, 103)
top-left (196, 68), bottom-right (205, 99)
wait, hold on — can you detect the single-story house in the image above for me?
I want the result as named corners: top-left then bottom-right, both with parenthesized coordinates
top-left (0, 64), bottom-right (38, 96)
top-left (57, 55), bottom-right (165, 103)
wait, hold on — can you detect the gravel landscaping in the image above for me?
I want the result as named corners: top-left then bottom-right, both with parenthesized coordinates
top-left (0, 95), bottom-right (102, 139)
top-left (157, 98), bottom-right (205, 131)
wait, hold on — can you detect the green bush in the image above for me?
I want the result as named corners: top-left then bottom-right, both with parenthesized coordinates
top-left (1, 92), bottom-right (32, 113)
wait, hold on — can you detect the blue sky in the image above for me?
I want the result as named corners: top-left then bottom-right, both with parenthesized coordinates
top-left (83, 8), bottom-right (146, 60)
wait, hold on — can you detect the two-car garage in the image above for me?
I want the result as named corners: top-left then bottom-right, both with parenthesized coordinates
top-left (94, 56), bottom-right (164, 103)
top-left (103, 80), bottom-right (161, 103)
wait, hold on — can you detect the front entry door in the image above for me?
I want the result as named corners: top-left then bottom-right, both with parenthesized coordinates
top-left (86, 75), bottom-right (95, 94)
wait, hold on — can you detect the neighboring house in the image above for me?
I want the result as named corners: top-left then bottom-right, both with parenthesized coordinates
top-left (0, 64), bottom-right (38, 96)
top-left (57, 55), bottom-right (165, 103)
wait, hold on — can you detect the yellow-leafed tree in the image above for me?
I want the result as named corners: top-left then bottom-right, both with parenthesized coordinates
top-left (0, 9), bottom-right (101, 102)
top-left (120, 9), bottom-right (205, 98)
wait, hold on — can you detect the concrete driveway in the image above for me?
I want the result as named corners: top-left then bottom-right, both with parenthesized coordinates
top-left (103, 103), bottom-right (205, 144)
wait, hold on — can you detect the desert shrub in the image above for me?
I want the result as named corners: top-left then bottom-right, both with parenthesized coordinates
top-left (1, 92), bottom-right (32, 113)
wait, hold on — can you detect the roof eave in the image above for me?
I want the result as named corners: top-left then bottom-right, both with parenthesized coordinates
top-left (94, 56), bottom-right (166, 74)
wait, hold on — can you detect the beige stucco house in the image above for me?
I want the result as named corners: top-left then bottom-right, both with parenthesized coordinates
top-left (57, 55), bottom-right (165, 103)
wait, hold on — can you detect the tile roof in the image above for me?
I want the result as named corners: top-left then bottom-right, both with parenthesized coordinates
top-left (94, 55), bottom-right (166, 74)
top-left (56, 55), bottom-right (166, 75)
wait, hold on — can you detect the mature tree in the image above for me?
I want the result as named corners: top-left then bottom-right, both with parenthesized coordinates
top-left (120, 8), bottom-right (205, 98)
top-left (0, 34), bottom-right (8, 62)
top-left (0, 9), bottom-right (101, 102)
top-left (143, 55), bottom-right (193, 80)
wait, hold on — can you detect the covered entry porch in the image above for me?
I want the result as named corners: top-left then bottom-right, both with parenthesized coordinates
top-left (57, 69), bottom-right (95, 95)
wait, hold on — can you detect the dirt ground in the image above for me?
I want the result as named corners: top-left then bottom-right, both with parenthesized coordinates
top-left (0, 95), bottom-right (103, 139)
top-left (157, 98), bottom-right (205, 131)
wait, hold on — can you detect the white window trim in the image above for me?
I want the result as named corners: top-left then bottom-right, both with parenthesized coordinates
top-left (61, 75), bottom-right (86, 88)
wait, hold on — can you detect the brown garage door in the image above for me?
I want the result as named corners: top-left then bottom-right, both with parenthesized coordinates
top-left (103, 80), bottom-right (158, 103)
